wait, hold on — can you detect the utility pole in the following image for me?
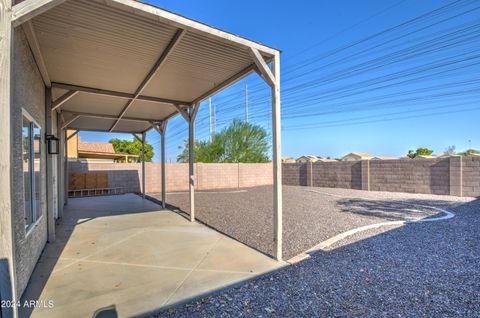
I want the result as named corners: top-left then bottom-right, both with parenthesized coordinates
top-left (245, 84), bottom-right (248, 125)
top-left (209, 98), bottom-right (212, 143)
top-left (213, 104), bottom-right (217, 138)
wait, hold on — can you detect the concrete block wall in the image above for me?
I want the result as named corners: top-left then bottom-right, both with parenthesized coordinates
top-left (282, 163), bottom-right (307, 186)
top-left (369, 158), bottom-right (450, 195)
top-left (312, 161), bottom-right (362, 189)
top-left (68, 161), bottom-right (273, 193)
top-left (282, 157), bottom-right (480, 197)
top-left (462, 157), bottom-right (480, 197)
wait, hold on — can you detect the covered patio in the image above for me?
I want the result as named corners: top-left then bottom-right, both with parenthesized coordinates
top-left (21, 194), bottom-right (283, 317)
top-left (23, 0), bottom-right (282, 258)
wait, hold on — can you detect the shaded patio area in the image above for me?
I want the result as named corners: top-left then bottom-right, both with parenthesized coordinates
top-left (21, 194), bottom-right (283, 318)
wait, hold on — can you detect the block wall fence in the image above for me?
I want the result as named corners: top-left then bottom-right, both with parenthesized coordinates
top-left (68, 161), bottom-right (273, 193)
top-left (68, 157), bottom-right (480, 197)
top-left (282, 157), bottom-right (480, 197)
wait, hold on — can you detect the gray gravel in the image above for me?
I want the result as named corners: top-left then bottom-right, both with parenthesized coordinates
top-left (149, 186), bottom-right (451, 259)
top-left (153, 193), bottom-right (480, 317)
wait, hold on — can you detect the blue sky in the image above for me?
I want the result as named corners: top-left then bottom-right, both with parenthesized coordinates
top-left (80, 0), bottom-right (480, 161)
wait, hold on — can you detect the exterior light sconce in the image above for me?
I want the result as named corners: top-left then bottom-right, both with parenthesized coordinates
top-left (45, 134), bottom-right (60, 155)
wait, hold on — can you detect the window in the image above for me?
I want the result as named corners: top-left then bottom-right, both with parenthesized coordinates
top-left (22, 112), bottom-right (42, 230)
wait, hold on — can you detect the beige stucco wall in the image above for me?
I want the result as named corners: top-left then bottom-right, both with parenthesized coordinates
top-left (11, 28), bottom-right (48, 298)
top-left (66, 129), bottom-right (78, 158)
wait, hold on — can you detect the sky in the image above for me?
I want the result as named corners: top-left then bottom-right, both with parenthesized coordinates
top-left (79, 0), bottom-right (480, 162)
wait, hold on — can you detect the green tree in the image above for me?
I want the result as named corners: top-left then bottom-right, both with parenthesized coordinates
top-left (407, 147), bottom-right (434, 159)
top-left (445, 145), bottom-right (456, 155)
top-left (461, 149), bottom-right (479, 156)
top-left (109, 138), bottom-right (154, 162)
top-left (177, 119), bottom-right (270, 163)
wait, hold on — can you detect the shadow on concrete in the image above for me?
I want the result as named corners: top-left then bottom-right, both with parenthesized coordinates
top-left (19, 194), bottom-right (163, 317)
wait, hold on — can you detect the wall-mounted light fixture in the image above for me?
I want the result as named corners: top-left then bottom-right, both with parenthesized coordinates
top-left (45, 134), bottom-right (59, 155)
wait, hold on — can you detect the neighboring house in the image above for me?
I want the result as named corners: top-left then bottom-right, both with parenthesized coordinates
top-left (296, 155), bottom-right (322, 163)
top-left (67, 130), bottom-right (138, 163)
top-left (372, 156), bottom-right (397, 160)
top-left (341, 153), bottom-right (375, 161)
top-left (414, 155), bottom-right (437, 159)
top-left (317, 158), bottom-right (337, 162)
top-left (281, 156), bottom-right (296, 163)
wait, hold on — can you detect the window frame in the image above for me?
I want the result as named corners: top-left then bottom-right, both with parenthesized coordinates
top-left (22, 109), bottom-right (43, 235)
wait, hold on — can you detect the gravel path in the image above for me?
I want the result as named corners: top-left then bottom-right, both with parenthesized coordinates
top-left (149, 186), bottom-right (459, 259)
top-left (153, 194), bottom-right (480, 317)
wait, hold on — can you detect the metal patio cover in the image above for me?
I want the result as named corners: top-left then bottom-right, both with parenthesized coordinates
top-left (21, 0), bottom-right (279, 133)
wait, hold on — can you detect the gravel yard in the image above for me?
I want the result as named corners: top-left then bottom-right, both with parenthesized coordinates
top-left (151, 189), bottom-right (479, 317)
top-left (149, 186), bottom-right (462, 259)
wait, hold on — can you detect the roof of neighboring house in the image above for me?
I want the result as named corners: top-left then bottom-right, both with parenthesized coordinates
top-left (78, 142), bottom-right (116, 154)
top-left (77, 141), bottom-right (138, 159)
top-left (342, 152), bottom-right (375, 159)
top-left (317, 158), bottom-right (337, 162)
top-left (372, 156), bottom-right (397, 160)
top-left (296, 155), bottom-right (322, 161)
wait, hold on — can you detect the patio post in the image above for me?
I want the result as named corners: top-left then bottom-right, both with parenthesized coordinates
top-left (0, 1), bottom-right (19, 315)
top-left (249, 48), bottom-right (283, 261)
top-left (64, 128), bottom-right (68, 204)
top-left (271, 52), bottom-right (283, 261)
top-left (161, 121), bottom-right (167, 209)
top-left (188, 103), bottom-right (199, 222)
top-left (141, 131), bottom-right (146, 199)
top-left (45, 87), bottom-right (55, 242)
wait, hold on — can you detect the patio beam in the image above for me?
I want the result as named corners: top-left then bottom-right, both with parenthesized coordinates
top-left (192, 64), bottom-right (256, 105)
top-left (22, 20), bottom-right (51, 86)
top-left (61, 114), bottom-right (80, 130)
top-left (62, 110), bottom-right (165, 124)
top-left (109, 29), bottom-right (186, 132)
top-left (51, 82), bottom-right (190, 106)
top-left (51, 90), bottom-right (78, 111)
top-left (11, 0), bottom-right (67, 27)
top-left (249, 48), bottom-right (275, 88)
top-left (0, 1), bottom-right (18, 316)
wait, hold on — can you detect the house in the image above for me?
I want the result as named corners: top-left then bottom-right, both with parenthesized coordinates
top-left (341, 153), bottom-right (375, 161)
top-left (414, 155), bottom-right (437, 159)
top-left (282, 156), bottom-right (296, 163)
top-left (67, 130), bottom-right (138, 163)
top-left (0, 1), bottom-right (283, 316)
top-left (296, 155), bottom-right (322, 163)
top-left (372, 156), bottom-right (397, 160)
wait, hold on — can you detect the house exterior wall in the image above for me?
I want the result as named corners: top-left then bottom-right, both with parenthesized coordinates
top-left (11, 28), bottom-right (47, 298)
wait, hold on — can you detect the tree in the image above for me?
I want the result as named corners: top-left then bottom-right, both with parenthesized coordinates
top-left (177, 119), bottom-right (270, 163)
top-left (407, 147), bottom-right (434, 159)
top-left (109, 138), bottom-right (154, 162)
top-left (461, 149), bottom-right (479, 156)
top-left (445, 145), bottom-right (456, 155)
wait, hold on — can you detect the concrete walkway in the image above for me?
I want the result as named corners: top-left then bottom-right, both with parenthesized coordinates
top-left (21, 194), bottom-right (284, 318)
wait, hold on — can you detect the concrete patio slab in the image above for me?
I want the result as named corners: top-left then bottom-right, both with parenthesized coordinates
top-left (21, 194), bottom-right (285, 318)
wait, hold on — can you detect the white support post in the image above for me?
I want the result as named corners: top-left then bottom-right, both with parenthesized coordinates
top-left (271, 52), bottom-right (283, 261)
top-left (141, 131), bottom-right (146, 199)
top-left (45, 87), bottom-right (55, 242)
top-left (161, 121), bottom-right (167, 209)
top-left (57, 112), bottom-right (64, 218)
top-left (188, 104), bottom-right (199, 222)
top-left (64, 129), bottom-right (68, 204)
top-left (0, 1), bottom-right (18, 315)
